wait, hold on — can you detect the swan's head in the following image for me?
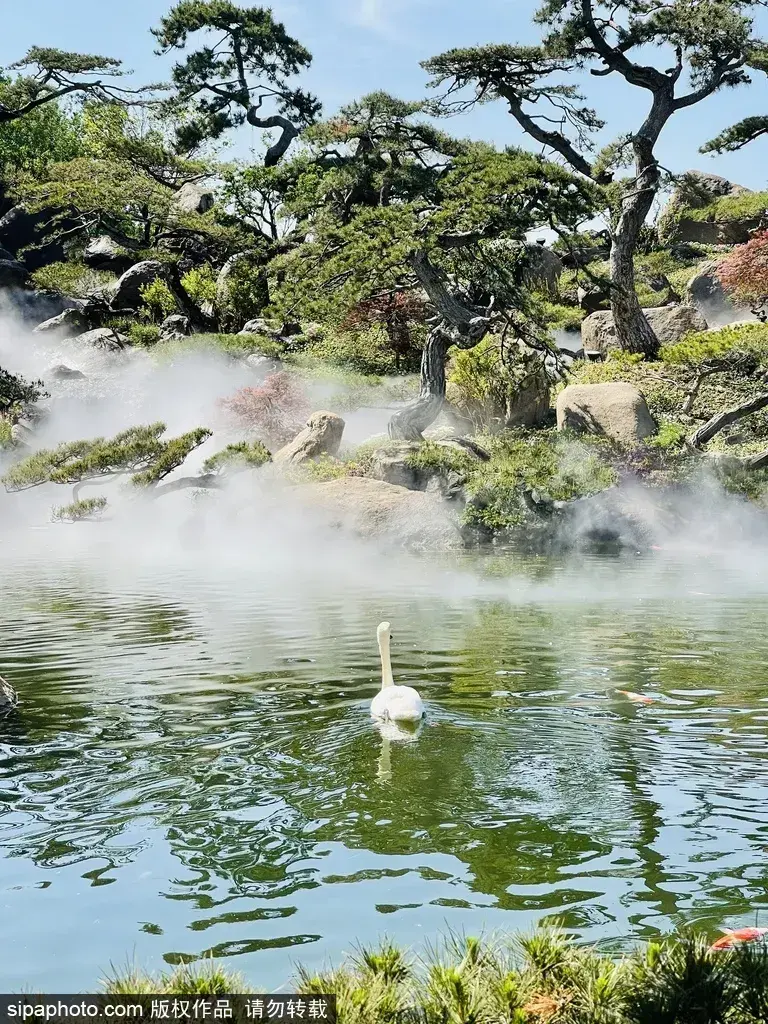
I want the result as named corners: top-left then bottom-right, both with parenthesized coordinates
top-left (377, 621), bottom-right (392, 645)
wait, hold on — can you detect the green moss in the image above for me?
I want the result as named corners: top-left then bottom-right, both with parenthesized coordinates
top-left (404, 440), bottom-right (477, 476)
top-left (463, 429), bottom-right (618, 532)
top-left (685, 191), bottom-right (768, 224)
top-left (661, 322), bottom-right (768, 366)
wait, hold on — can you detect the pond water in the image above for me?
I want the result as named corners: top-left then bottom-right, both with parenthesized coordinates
top-left (2, 517), bottom-right (768, 992)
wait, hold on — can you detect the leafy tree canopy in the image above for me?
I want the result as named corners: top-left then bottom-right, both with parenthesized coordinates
top-left (423, 0), bottom-right (765, 184)
top-left (0, 78), bottom-right (83, 177)
top-left (0, 47), bottom-right (132, 124)
top-left (266, 94), bottom-right (599, 330)
top-left (152, 0), bottom-right (320, 163)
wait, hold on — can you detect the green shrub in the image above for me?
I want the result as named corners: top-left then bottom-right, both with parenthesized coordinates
top-left (30, 262), bottom-right (116, 298)
top-left (649, 421), bottom-right (688, 449)
top-left (535, 298), bottom-right (586, 332)
top-left (685, 191), bottom-right (768, 224)
top-left (0, 419), bottom-right (13, 450)
top-left (661, 322), bottom-right (768, 367)
top-left (218, 254), bottom-right (269, 330)
top-left (464, 429), bottom-right (617, 532)
top-left (180, 264), bottom-right (217, 306)
top-left (449, 335), bottom-right (552, 433)
top-left (101, 928), bottom-right (768, 1023)
top-left (139, 279), bottom-right (177, 322)
top-left (307, 325), bottom-right (415, 376)
top-left (128, 324), bottom-right (162, 347)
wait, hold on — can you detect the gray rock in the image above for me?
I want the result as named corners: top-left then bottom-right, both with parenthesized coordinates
top-left (111, 260), bottom-right (167, 310)
top-left (297, 476), bottom-right (463, 550)
top-left (0, 247), bottom-right (13, 262)
top-left (83, 235), bottom-right (137, 274)
top-left (172, 182), bottom-right (215, 215)
top-left (367, 439), bottom-right (484, 500)
top-left (10, 422), bottom-right (33, 447)
top-left (0, 205), bottom-right (73, 270)
top-left (76, 327), bottom-right (130, 352)
top-left (577, 285), bottom-right (610, 313)
top-left (33, 308), bottom-right (89, 337)
top-left (274, 411), bottom-right (346, 465)
top-left (46, 364), bottom-right (87, 380)
top-left (581, 304), bottom-right (708, 352)
top-left (0, 259), bottom-right (29, 289)
top-left (0, 675), bottom-right (18, 716)
top-left (557, 382), bottom-right (657, 447)
top-left (245, 352), bottom-right (282, 374)
top-left (660, 170), bottom-right (760, 245)
top-left (239, 317), bottom-right (282, 338)
top-left (160, 313), bottom-right (191, 339)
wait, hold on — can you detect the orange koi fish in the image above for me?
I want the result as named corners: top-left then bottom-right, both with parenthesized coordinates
top-left (710, 927), bottom-right (768, 951)
top-left (617, 690), bottom-right (655, 705)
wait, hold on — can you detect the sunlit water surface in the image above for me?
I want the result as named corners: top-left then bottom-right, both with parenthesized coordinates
top-left (2, 534), bottom-right (768, 991)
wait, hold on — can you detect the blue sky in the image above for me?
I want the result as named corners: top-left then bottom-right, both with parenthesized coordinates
top-left (3, 0), bottom-right (768, 202)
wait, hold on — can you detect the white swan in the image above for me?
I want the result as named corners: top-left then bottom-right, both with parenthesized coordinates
top-left (370, 622), bottom-right (425, 723)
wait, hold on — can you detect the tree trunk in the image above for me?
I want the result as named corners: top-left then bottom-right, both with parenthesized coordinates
top-left (609, 134), bottom-right (664, 359)
top-left (388, 328), bottom-right (449, 440)
top-left (610, 227), bottom-right (659, 358)
top-left (387, 250), bottom-right (491, 440)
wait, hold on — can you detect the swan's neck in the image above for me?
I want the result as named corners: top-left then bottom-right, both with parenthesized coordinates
top-left (378, 637), bottom-right (395, 689)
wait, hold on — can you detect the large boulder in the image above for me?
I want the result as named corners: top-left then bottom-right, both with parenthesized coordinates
top-left (46, 364), bottom-right (87, 381)
top-left (520, 242), bottom-right (563, 295)
top-left (33, 308), bottom-right (89, 337)
top-left (581, 304), bottom-right (708, 352)
top-left (75, 327), bottom-right (130, 352)
top-left (0, 259), bottom-right (29, 289)
top-left (83, 236), bottom-right (137, 274)
top-left (659, 170), bottom-right (761, 245)
top-left (366, 439), bottom-right (486, 499)
top-left (110, 260), bottom-right (167, 310)
top-left (297, 476), bottom-right (463, 550)
top-left (557, 382), bottom-right (657, 447)
top-left (4, 289), bottom-right (77, 325)
top-left (160, 313), bottom-right (191, 340)
top-left (238, 317), bottom-right (283, 338)
top-left (274, 411), bottom-right (345, 465)
top-left (172, 182), bottom-right (215, 215)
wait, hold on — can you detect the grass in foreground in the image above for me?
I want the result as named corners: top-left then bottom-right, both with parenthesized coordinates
top-left (102, 927), bottom-right (768, 1023)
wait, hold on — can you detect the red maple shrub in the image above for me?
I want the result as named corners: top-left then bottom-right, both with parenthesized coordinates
top-left (718, 230), bottom-right (768, 314)
top-left (219, 372), bottom-right (311, 446)
top-left (342, 292), bottom-right (425, 371)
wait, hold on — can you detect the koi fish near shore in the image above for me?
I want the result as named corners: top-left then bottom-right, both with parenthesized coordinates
top-left (617, 690), bottom-right (655, 705)
top-left (710, 927), bottom-right (768, 951)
